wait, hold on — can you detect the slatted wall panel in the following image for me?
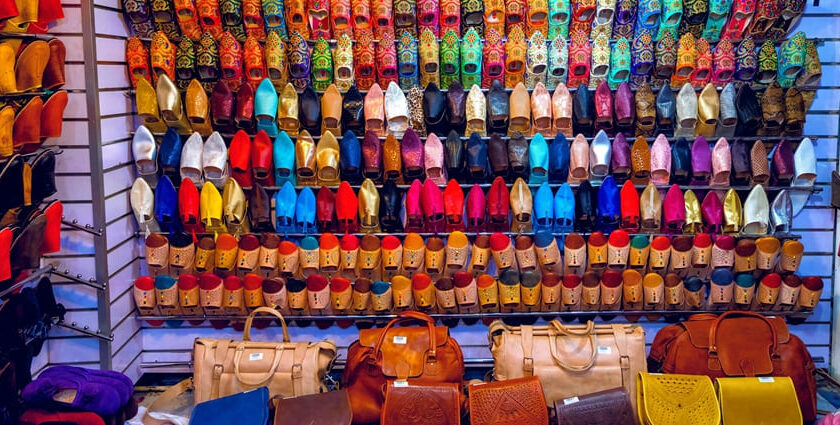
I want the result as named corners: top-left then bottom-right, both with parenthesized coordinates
top-left (78, 2), bottom-right (840, 378)
top-left (90, 0), bottom-right (145, 381)
top-left (31, 0), bottom-right (107, 372)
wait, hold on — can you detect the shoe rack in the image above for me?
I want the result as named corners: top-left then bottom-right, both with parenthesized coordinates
top-left (108, 1), bottom-right (840, 380)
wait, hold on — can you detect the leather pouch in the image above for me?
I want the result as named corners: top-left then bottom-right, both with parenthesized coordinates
top-left (469, 376), bottom-right (548, 425)
top-left (381, 382), bottom-right (461, 425)
top-left (190, 387), bottom-right (269, 425)
top-left (555, 388), bottom-right (633, 425)
top-left (715, 377), bottom-right (802, 425)
top-left (636, 373), bottom-right (720, 425)
top-left (274, 389), bottom-right (352, 425)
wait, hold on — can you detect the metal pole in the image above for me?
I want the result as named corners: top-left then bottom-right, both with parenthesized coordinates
top-left (80, 0), bottom-right (113, 371)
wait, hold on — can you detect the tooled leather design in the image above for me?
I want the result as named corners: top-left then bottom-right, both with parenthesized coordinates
top-left (385, 389), bottom-right (457, 425)
top-left (470, 380), bottom-right (547, 425)
top-left (640, 375), bottom-right (719, 425)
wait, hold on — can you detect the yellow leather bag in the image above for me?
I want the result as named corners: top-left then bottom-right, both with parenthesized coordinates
top-left (637, 373), bottom-right (720, 425)
top-left (716, 377), bottom-right (802, 424)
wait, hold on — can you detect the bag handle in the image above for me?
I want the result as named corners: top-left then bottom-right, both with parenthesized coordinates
top-left (243, 306), bottom-right (290, 342)
top-left (708, 311), bottom-right (779, 359)
top-left (547, 320), bottom-right (598, 372)
top-left (233, 345), bottom-right (285, 387)
top-left (373, 310), bottom-right (438, 359)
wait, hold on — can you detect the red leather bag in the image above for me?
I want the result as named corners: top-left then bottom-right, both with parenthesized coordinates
top-left (342, 311), bottom-right (465, 425)
top-left (648, 312), bottom-right (817, 422)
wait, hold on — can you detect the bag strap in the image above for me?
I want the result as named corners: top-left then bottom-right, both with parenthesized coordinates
top-left (243, 306), bottom-right (291, 342)
top-left (211, 339), bottom-right (231, 400)
top-left (547, 320), bottom-right (598, 372)
top-left (292, 343), bottom-right (308, 395)
top-left (708, 311), bottom-right (779, 360)
top-left (142, 378), bottom-right (193, 425)
top-left (521, 325), bottom-right (534, 376)
top-left (233, 344), bottom-right (285, 387)
top-left (373, 310), bottom-right (438, 360)
top-left (612, 323), bottom-right (631, 388)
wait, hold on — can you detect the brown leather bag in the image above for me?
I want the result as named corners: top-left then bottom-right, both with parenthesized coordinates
top-left (648, 312), bottom-right (817, 422)
top-left (489, 320), bottom-right (646, 409)
top-left (274, 390), bottom-right (352, 425)
top-left (555, 388), bottom-right (635, 425)
top-left (192, 307), bottom-right (337, 404)
top-left (342, 311), bottom-right (465, 425)
top-left (468, 377), bottom-right (548, 425)
top-left (381, 382), bottom-right (461, 425)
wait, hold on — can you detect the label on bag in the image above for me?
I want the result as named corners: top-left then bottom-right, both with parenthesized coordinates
top-left (597, 346), bottom-right (611, 355)
top-left (563, 397), bottom-right (580, 405)
top-left (393, 336), bottom-right (407, 344)
top-left (394, 381), bottom-right (409, 387)
top-left (249, 353), bottom-right (264, 361)
top-left (758, 377), bottom-right (775, 383)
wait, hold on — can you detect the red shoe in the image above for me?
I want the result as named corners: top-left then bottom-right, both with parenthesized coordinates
top-left (466, 183), bottom-right (486, 232)
top-left (422, 178), bottom-right (444, 233)
top-left (179, 179), bottom-right (204, 233)
top-left (40, 200), bottom-right (62, 254)
top-left (35, 0), bottom-right (65, 29)
top-left (444, 179), bottom-right (465, 232)
top-left (251, 130), bottom-right (274, 186)
top-left (487, 176), bottom-right (510, 232)
top-left (335, 181), bottom-right (358, 233)
top-left (317, 186), bottom-right (336, 232)
top-left (40, 90), bottom-right (67, 139)
top-left (0, 0), bottom-right (18, 22)
top-left (620, 179), bottom-right (639, 231)
top-left (228, 130), bottom-right (253, 189)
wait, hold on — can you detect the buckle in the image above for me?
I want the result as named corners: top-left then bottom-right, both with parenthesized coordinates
top-left (213, 364), bottom-right (224, 377)
top-left (292, 363), bottom-right (303, 379)
top-left (620, 355), bottom-right (630, 369)
top-left (523, 356), bottom-right (534, 372)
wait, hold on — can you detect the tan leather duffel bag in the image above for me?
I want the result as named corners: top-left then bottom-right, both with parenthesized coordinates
top-left (489, 320), bottom-right (646, 409)
top-left (193, 307), bottom-right (337, 404)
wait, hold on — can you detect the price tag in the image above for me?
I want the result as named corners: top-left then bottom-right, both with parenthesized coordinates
top-left (563, 397), bottom-right (580, 405)
top-left (597, 346), bottom-right (612, 355)
top-left (758, 377), bottom-right (775, 383)
top-left (393, 336), bottom-right (407, 344)
top-left (249, 353), bottom-right (264, 361)
top-left (393, 381), bottom-right (409, 387)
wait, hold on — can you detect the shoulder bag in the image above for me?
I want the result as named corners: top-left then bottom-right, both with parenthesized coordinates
top-left (648, 311), bottom-right (817, 422)
top-left (342, 310), bottom-right (465, 424)
top-left (636, 373), bottom-right (720, 425)
top-left (489, 320), bottom-right (646, 409)
top-left (192, 307), bottom-right (337, 404)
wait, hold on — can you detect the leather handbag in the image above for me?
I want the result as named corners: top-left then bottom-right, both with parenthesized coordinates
top-left (192, 307), bottom-right (337, 404)
top-left (274, 390), bottom-right (353, 425)
top-left (189, 387), bottom-right (270, 425)
top-left (648, 312), bottom-right (817, 422)
top-left (715, 377), bottom-right (802, 424)
top-left (468, 376), bottom-right (548, 425)
top-left (489, 320), bottom-right (646, 409)
top-left (555, 388), bottom-right (634, 425)
top-left (636, 373), bottom-right (720, 425)
top-left (342, 311), bottom-right (465, 424)
top-left (381, 382), bottom-right (461, 425)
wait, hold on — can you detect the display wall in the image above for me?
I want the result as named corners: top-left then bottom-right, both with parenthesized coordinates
top-left (39, 0), bottom-right (840, 381)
